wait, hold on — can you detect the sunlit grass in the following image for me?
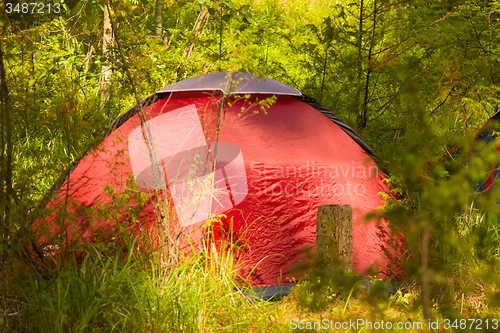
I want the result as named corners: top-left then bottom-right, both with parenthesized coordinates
top-left (2, 229), bottom-right (499, 333)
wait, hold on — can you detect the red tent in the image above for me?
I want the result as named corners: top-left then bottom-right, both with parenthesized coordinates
top-left (34, 72), bottom-right (403, 287)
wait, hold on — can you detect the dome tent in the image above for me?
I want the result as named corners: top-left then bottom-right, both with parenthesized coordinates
top-left (474, 110), bottom-right (500, 194)
top-left (33, 72), bottom-right (403, 290)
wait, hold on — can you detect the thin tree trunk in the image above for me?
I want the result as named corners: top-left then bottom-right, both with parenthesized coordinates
top-left (355, 0), bottom-right (365, 130)
top-left (362, 0), bottom-right (377, 128)
top-left (155, 0), bottom-right (163, 38)
top-left (163, 31), bottom-right (174, 50)
top-left (0, 40), bottom-right (12, 267)
top-left (82, 44), bottom-right (95, 89)
top-left (175, 7), bottom-right (210, 78)
top-left (22, 41), bottom-right (28, 130)
top-left (320, 43), bottom-right (328, 103)
top-left (0, 44), bottom-right (5, 267)
top-left (107, 4), bottom-right (179, 271)
top-left (219, 10), bottom-right (223, 69)
top-left (421, 224), bottom-right (432, 322)
top-left (100, 5), bottom-right (114, 106)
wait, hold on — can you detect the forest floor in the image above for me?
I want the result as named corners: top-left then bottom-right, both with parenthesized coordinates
top-left (247, 280), bottom-right (496, 332)
top-left (1, 253), bottom-right (497, 333)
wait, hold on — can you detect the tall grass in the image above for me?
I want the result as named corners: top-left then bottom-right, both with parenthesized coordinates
top-left (0, 228), bottom-right (289, 332)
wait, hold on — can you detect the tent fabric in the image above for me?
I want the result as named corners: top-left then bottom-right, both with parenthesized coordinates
top-left (33, 72), bottom-right (404, 287)
top-left (28, 93), bottom-right (160, 225)
top-left (475, 111), bottom-right (500, 193)
top-left (157, 71), bottom-right (302, 97)
top-left (297, 94), bottom-right (383, 169)
top-left (33, 73), bottom-right (382, 211)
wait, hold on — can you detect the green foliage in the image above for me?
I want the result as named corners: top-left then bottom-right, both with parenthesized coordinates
top-left (3, 0), bottom-right (500, 330)
top-left (1, 238), bottom-right (286, 332)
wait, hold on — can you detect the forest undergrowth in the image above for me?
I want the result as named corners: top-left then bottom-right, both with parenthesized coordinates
top-left (3, 0), bottom-right (500, 331)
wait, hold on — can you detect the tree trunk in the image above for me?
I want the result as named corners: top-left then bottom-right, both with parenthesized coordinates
top-left (355, 0), bottom-right (365, 130)
top-left (315, 205), bottom-right (353, 273)
top-left (175, 7), bottom-right (210, 78)
top-left (361, 0), bottom-right (377, 129)
top-left (155, 0), bottom-right (163, 38)
top-left (0, 40), bottom-right (12, 267)
top-left (106, 4), bottom-right (180, 271)
top-left (320, 43), bottom-right (328, 103)
top-left (82, 44), bottom-right (95, 89)
top-left (421, 224), bottom-right (432, 321)
top-left (219, 9), bottom-right (223, 69)
top-left (100, 5), bottom-right (114, 106)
